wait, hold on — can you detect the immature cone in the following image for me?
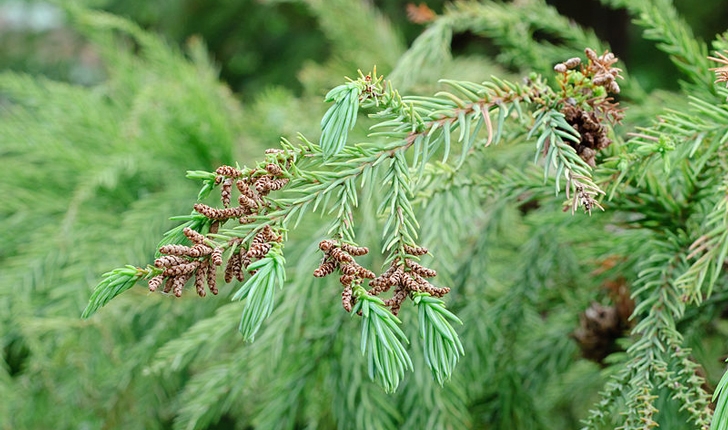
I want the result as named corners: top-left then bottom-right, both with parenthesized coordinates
top-left (403, 245), bottom-right (428, 256)
top-left (265, 163), bottom-right (283, 176)
top-left (206, 262), bottom-right (218, 295)
top-left (215, 165), bottom-right (242, 178)
top-left (225, 252), bottom-right (244, 283)
top-left (314, 239), bottom-right (375, 312)
top-left (584, 48), bottom-right (622, 94)
top-left (314, 260), bottom-right (337, 277)
top-left (195, 264), bottom-right (207, 297)
top-left (342, 284), bottom-right (354, 312)
top-left (155, 255), bottom-right (187, 268)
top-left (211, 247), bottom-right (224, 266)
top-left (369, 249), bottom-right (450, 315)
top-left (220, 178), bottom-right (233, 207)
top-left (148, 275), bottom-right (164, 292)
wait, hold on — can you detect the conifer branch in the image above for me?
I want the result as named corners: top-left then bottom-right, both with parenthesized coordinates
top-left (583, 242), bottom-right (712, 429)
top-left (352, 285), bottom-right (413, 393)
top-left (231, 244), bottom-right (286, 342)
top-left (87, 47), bottom-right (625, 393)
top-left (81, 265), bottom-right (146, 318)
top-left (601, 0), bottom-right (713, 93)
top-left (414, 292), bottom-right (464, 385)
top-left (675, 179), bottom-right (728, 304)
top-left (18, 1), bottom-right (728, 428)
top-left (712, 368), bottom-right (728, 430)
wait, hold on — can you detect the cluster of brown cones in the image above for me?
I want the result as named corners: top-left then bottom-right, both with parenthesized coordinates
top-left (314, 240), bottom-right (450, 316)
top-left (561, 104), bottom-right (613, 168)
top-left (314, 240), bottom-right (375, 312)
top-left (554, 48), bottom-right (624, 168)
top-left (193, 163), bottom-right (289, 224)
top-left (223, 225), bottom-right (282, 284)
top-left (147, 157), bottom-right (289, 298)
top-left (149, 226), bottom-right (220, 297)
top-left (554, 48), bottom-right (622, 94)
top-left (149, 224), bottom-right (283, 298)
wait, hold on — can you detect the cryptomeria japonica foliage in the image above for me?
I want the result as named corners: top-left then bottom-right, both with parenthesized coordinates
top-left (10, 1), bottom-right (728, 429)
top-left (85, 48), bottom-right (627, 391)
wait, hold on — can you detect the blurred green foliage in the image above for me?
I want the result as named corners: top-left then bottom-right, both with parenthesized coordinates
top-left (1, 0), bottom-right (727, 97)
top-left (4, 0), bottom-right (728, 429)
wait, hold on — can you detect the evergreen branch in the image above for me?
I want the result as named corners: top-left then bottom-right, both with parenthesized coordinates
top-left (400, 368), bottom-right (472, 429)
top-left (600, 0), bottom-right (713, 94)
top-left (186, 169), bottom-right (219, 200)
top-left (414, 292), bottom-right (464, 385)
top-left (268, 137), bottom-right (403, 233)
top-left (300, 0), bottom-right (406, 71)
top-left (332, 362), bottom-right (403, 430)
top-left (448, 0), bottom-right (605, 70)
top-left (81, 265), bottom-right (151, 318)
top-left (380, 151), bottom-right (419, 262)
top-left (529, 109), bottom-right (604, 212)
top-left (320, 69), bottom-right (386, 159)
top-left (323, 174), bottom-right (360, 242)
top-left (155, 213), bottom-right (214, 258)
top-left (86, 49), bottom-right (625, 400)
top-left (598, 241), bottom-right (710, 428)
top-left (581, 366), bottom-right (632, 429)
top-left (712, 364), bottom-right (728, 430)
top-left (231, 243), bottom-right (286, 342)
top-left (675, 178), bottom-right (728, 304)
top-left (440, 0), bottom-right (650, 101)
top-left (352, 285), bottom-right (413, 393)
top-left (388, 19), bottom-right (453, 89)
top-left (320, 81), bottom-right (362, 159)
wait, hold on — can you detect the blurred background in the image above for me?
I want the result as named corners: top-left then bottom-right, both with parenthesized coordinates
top-left (3, 1), bottom-right (728, 429)
top-left (4, 0), bottom-right (728, 95)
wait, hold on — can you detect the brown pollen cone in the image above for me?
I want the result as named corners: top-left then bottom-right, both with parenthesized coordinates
top-left (561, 104), bottom-right (612, 168)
